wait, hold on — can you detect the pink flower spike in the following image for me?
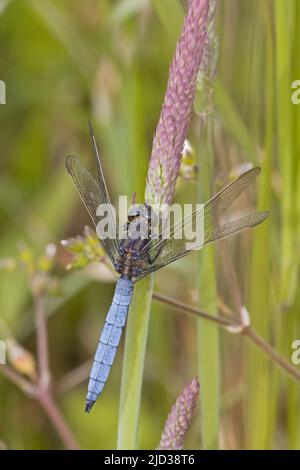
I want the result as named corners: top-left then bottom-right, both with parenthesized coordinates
top-left (157, 377), bottom-right (200, 450)
top-left (145, 0), bottom-right (212, 206)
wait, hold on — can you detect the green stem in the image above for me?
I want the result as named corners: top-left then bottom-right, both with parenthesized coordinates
top-left (196, 140), bottom-right (219, 450)
top-left (117, 275), bottom-right (154, 449)
top-left (287, 0), bottom-right (300, 450)
top-left (246, 1), bottom-right (274, 449)
top-left (151, 0), bottom-right (183, 40)
top-left (275, 0), bottom-right (294, 303)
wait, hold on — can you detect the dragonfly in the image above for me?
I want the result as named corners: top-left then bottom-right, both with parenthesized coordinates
top-left (66, 124), bottom-right (269, 412)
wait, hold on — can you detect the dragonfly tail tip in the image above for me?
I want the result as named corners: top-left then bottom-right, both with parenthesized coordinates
top-left (85, 400), bottom-right (95, 413)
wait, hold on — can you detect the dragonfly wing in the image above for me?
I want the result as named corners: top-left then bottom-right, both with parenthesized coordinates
top-left (134, 210), bottom-right (269, 281)
top-left (204, 167), bottom-right (261, 220)
top-left (66, 155), bottom-right (120, 265)
top-left (204, 210), bottom-right (269, 244)
top-left (88, 122), bottom-right (116, 216)
top-left (134, 168), bottom-right (268, 281)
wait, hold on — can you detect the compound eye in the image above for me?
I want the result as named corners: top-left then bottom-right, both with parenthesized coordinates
top-left (128, 211), bottom-right (139, 221)
top-left (128, 204), bottom-right (141, 220)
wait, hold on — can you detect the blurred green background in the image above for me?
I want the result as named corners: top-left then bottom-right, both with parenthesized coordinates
top-left (0, 0), bottom-right (299, 450)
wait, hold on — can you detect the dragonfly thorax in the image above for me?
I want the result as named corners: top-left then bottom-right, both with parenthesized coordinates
top-left (116, 204), bottom-right (152, 280)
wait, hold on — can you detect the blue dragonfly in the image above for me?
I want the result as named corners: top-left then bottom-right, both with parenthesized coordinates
top-left (66, 124), bottom-right (269, 412)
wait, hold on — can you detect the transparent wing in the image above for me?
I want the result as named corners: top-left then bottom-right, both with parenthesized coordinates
top-left (88, 122), bottom-right (116, 220)
top-left (66, 155), bottom-right (120, 266)
top-left (134, 168), bottom-right (269, 281)
top-left (134, 211), bottom-right (268, 281)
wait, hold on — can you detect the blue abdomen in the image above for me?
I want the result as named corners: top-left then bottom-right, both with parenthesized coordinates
top-left (85, 277), bottom-right (134, 412)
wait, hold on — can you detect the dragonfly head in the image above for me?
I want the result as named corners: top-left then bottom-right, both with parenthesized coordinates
top-left (127, 203), bottom-right (151, 222)
top-left (126, 203), bottom-right (153, 240)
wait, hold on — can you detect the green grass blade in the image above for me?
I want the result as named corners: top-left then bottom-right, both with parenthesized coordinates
top-left (117, 275), bottom-right (154, 449)
top-left (214, 80), bottom-right (257, 163)
top-left (151, 0), bottom-right (184, 41)
top-left (116, 49), bottom-right (153, 449)
top-left (196, 126), bottom-right (219, 450)
top-left (275, 0), bottom-right (294, 303)
top-left (282, 0), bottom-right (300, 449)
top-left (246, 2), bottom-right (275, 449)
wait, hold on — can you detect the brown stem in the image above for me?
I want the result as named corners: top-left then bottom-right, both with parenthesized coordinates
top-left (31, 279), bottom-right (80, 449)
top-left (0, 277), bottom-right (81, 449)
top-left (56, 359), bottom-right (91, 395)
top-left (33, 289), bottom-right (50, 386)
top-left (153, 292), bottom-right (233, 328)
top-left (219, 240), bottom-right (244, 322)
top-left (0, 366), bottom-right (81, 449)
top-left (154, 292), bottom-right (300, 384)
top-left (243, 327), bottom-right (300, 382)
top-left (217, 240), bottom-right (300, 380)
top-left (37, 386), bottom-right (80, 450)
top-left (0, 365), bottom-right (34, 395)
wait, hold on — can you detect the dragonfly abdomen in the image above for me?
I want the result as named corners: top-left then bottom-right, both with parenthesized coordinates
top-left (85, 277), bottom-right (134, 412)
